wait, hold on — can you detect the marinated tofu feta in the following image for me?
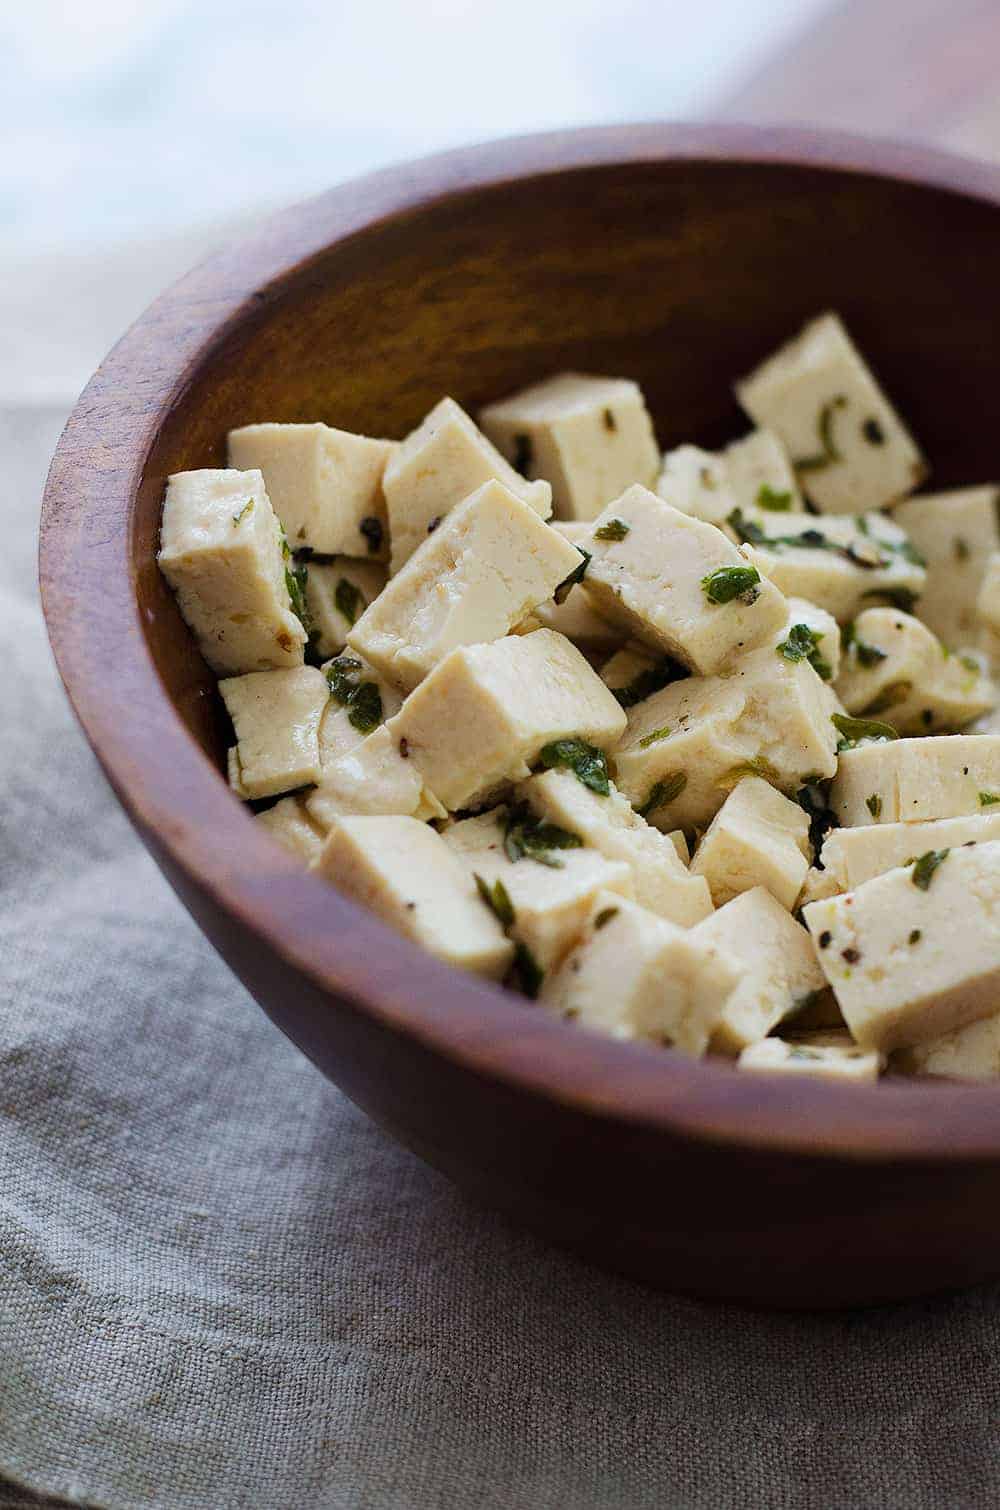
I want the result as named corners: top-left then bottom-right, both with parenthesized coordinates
top-left (219, 666), bottom-right (328, 799)
top-left (314, 816), bottom-right (513, 979)
top-left (386, 628), bottom-right (626, 812)
top-left (696, 887), bottom-right (827, 1053)
top-left (690, 775), bottom-right (811, 910)
top-left (830, 734), bottom-right (1000, 826)
top-left (515, 769), bottom-right (713, 926)
top-left (836, 607), bottom-right (995, 734)
top-left (256, 794), bottom-right (326, 863)
top-left (348, 480), bottom-right (582, 692)
top-left (540, 891), bottom-right (737, 1056)
top-left (158, 469), bottom-right (307, 674)
top-left (738, 1032), bottom-right (881, 1083)
top-left (227, 423), bottom-right (394, 558)
top-left (479, 372), bottom-right (659, 521)
top-left (891, 486), bottom-right (1000, 648)
top-left (736, 312), bottom-right (927, 512)
top-left (303, 558), bottom-right (388, 660)
top-left (582, 486), bottom-right (788, 675)
top-left (804, 841), bottom-right (1000, 1052)
top-left (383, 397), bottom-right (551, 572)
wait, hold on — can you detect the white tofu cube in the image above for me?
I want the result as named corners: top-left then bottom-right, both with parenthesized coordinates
top-left (830, 734), bottom-right (1000, 826)
top-left (722, 429), bottom-right (805, 512)
top-left (528, 522), bottom-right (622, 651)
top-left (738, 1032), bottom-right (881, 1083)
top-left (895, 1012), bottom-right (1000, 1082)
top-left (383, 397), bottom-right (551, 573)
top-left (256, 795), bottom-right (325, 863)
top-left (655, 444), bottom-right (737, 527)
top-left (314, 816), bottom-right (513, 980)
top-left (318, 653), bottom-right (403, 768)
top-left (891, 486), bottom-right (1000, 648)
top-left (820, 811), bottom-right (1000, 889)
top-left (695, 887), bottom-right (827, 1053)
top-left (386, 629), bottom-right (626, 812)
top-left (227, 423), bottom-right (394, 558)
top-left (218, 666), bottom-right (328, 799)
top-left (303, 558), bottom-right (387, 660)
top-left (835, 607), bottom-right (995, 734)
top-left (444, 808), bottom-right (633, 976)
top-left (803, 841), bottom-right (1000, 1052)
top-left (307, 724), bottom-right (445, 831)
top-left (582, 486), bottom-right (788, 675)
top-left (735, 312), bottom-right (927, 512)
top-left (348, 480), bottom-right (582, 692)
top-left (158, 468), bottom-right (307, 675)
top-left (690, 776), bottom-right (811, 910)
top-left (479, 372), bottom-right (659, 522)
top-left (540, 892), bottom-right (737, 1056)
top-left (613, 645), bottom-right (838, 831)
top-left (515, 769), bottom-right (713, 926)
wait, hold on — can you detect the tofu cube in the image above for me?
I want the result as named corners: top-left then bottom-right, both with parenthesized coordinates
top-left (655, 443), bottom-right (737, 527)
top-left (307, 724), bottom-right (445, 831)
top-left (835, 607), bottom-right (995, 734)
top-left (613, 645), bottom-right (839, 831)
top-left (696, 887), bottom-right (827, 1053)
top-left (158, 468), bottom-right (306, 675)
top-left (803, 841), bottom-right (1000, 1052)
top-left (891, 486), bottom-right (1000, 648)
top-left (773, 596), bottom-right (841, 680)
top-left (738, 1032), bottom-right (881, 1083)
top-left (386, 628), bottom-right (626, 812)
top-left (722, 429), bottom-right (805, 513)
top-left (830, 734), bottom-right (1000, 826)
top-left (219, 666), bottom-right (328, 799)
top-left (348, 481), bottom-right (582, 692)
top-left (314, 816), bottom-right (513, 979)
top-left (383, 397), bottom-right (551, 573)
top-left (820, 811), bottom-right (1000, 889)
top-left (479, 372), bottom-right (659, 522)
top-left (540, 892), bottom-right (737, 1056)
top-left (735, 312), bottom-right (927, 512)
top-left (582, 486), bottom-right (788, 675)
top-left (227, 423), bottom-right (393, 558)
top-left (690, 775), bottom-right (811, 910)
top-left (318, 653), bottom-right (403, 769)
top-left (303, 558), bottom-right (388, 660)
top-left (528, 522), bottom-right (622, 651)
top-left (516, 769), bottom-right (713, 926)
top-left (443, 808), bottom-right (633, 975)
top-left (256, 794), bottom-right (326, 863)
top-left (895, 1012), bottom-right (1000, 1081)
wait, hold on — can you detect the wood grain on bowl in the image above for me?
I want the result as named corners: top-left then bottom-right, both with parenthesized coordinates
top-left (39, 124), bottom-right (1000, 1307)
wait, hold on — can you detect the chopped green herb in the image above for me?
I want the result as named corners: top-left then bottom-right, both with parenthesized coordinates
top-left (553, 546), bottom-right (591, 606)
top-left (538, 738), bottom-right (610, 795)
top-left (593, 905), bottom-right (620, 930)
top-left (979, 791), bottom-right (1000, 807)
top-left (844, 621), bottom-right (888, 667)
top-left (359, 516), bottom-right (383, 555)
top-left (511, 941), bottom-right (543, 999)
top-left (512, 434), bottom-right (533, 474)
top-left (794, 394), bottom-right (847, 471)
top-left (638, 724), bottom-right (671, 749)
top-left (718, 757), bottom-right (781, 791)
top-left (755, 483), bottom-right (794, 511)
top-left (232, 497), bottom-right (255, 526)
top-left (863, 680), bottom-right (912, 716)
top-left (911, 849), bottom-right (949, 891)
top-left (909, 929), bottom-right (922, 945)
top-left (861, 586), bottom-right (920, 613)
top-left (474, 873), bottom-right (516, 928)
top-left (831, 712), bottom-right (899, 751)
top-left (502, 804), bottom-right (582, 869)
top-left (594, 517), bottom-right (630, 542)
top-left (862, 417), bottom-right (885, 445)
top-left (866, 794), bottom-right (882, 819)
top-left (700, 564), bottom-right (761, 606)
top-left (637, 771), bottom-right (687, 817)
top-left (285, 561), bottom-right (310, 631)
top-left (775, 622), bottom-right (831, 678)
top-left (959, 652), bottom-right (983, 675)
top-left (603, 408), bottom-right (617, 433)
top-left (325, 654), bottom-right (384, 734)
top-left (954, 537), bottom-right (971, 562)
top-left (335, 577), bottom-right (365, 627)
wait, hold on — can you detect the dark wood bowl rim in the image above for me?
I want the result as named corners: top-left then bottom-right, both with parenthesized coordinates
top-left (39, 121), bottom-right (1000, 1164)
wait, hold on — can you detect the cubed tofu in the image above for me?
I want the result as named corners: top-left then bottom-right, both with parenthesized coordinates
top-left (386, 628), bottom-right (626, 812)
top-left (830, 734), bottom-right (1000, 826)
top-left (540, 892), bottom-right (737, 1056)
top-left (835, 607), bottom-right (995, 734)
top-left (347, 480), bottom-right (582, 692)
top-left (722, 429), bottom-right (805, 513)
top-left (256, 794), bottom-right (326, 863)
top-left (738, 1032), bottom-right (881, 1083)
top-left (804, 841), bottom-right (1000, 1052)
top-left (735, 312), bottom-right (927, 512)
top-left (978, 551), bottom-right (1000, 668)
top-left (690, 776), bottom-right (811, 910)
top-left (895, 1012), bottom-right (1000, 1082)
top-left (314, 816), bottom-right (513, 979)
top-left (582, 486), bottom-right (788, 675)
top-left (774, 596), bottom-right (841, 680)
top-left (218, 666), bottom-right (328, 799)
top-left (158, 468), bottom-right (306, 675)
top-left (528, 522), bottom-right (622, 651)
top-left (613, 644), bottom-right (838, 831)
top-left (443, 808), bottom-right (633, 975)
top-left (655, 444), bottom-right (737, 527)
top-left (307, 724), bottom-right (445, 831)
top-left (732, 507), bottom-right (927, 624)
top-left (227, 423), bottom-right (393, 558)
top-left (318, 653), bottom-right (403, 768)
top-left (891, 486), bottom-right (1000, 648)
top-left (819, 811), bottom-right (1000, 889)
top-left (696, 887), bottom-right (827, 1053)
top-left (479, 372), bottom-right (659, 522)
top-left (303, 559), bottom-right (388, 659)
top-left (515, 769), bottom-right (713, 926)
top-left (383, 397), bottom-right (551, 572)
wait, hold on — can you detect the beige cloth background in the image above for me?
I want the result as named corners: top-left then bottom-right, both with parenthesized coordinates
top-left (3, 384), bottom-right (1000, 1506)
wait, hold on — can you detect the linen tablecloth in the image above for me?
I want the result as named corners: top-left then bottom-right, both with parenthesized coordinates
top-left (4, 393), bottom-right (1000, 1509)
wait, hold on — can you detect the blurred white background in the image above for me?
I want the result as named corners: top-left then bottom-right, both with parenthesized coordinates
top-left (0, 0), bottom-right (829, 399)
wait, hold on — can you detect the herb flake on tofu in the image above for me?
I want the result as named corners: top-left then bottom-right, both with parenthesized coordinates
top-left (638, 724), bottom-right (671, 749)
top-left (831, 712), bottom-right (899, 751)
top-left (776, 622), bottom-right (832, 679)
top-left (794, 394), bottom-right (847, 471)
top-left (755, 483), bottom-right (794, 511)
top-left (553, 547), bottom-right (591, 606)
top-left (502, 804), bottom-right (582, 869)
top-left (911, 849), bottom-right (949, 891)
top-left (979, 792), bottom-right (1000, 807)
top-left (511, 941), bottom-right (543, 999)
top-left (637, 771), bottom-right (687, 817)
top-left (335, 577), bottom-right (365, 627)
top-left (700, 564), bottom-right (761, 606)
top-left (325, 654), bottom-right (384, 734)
top-left (474, 873), bottom-right (516, 928)
top-left (538, 738), bottom-right (611, 796)
top-left (594, 517), bottom-right (630, 542)
top-left (231, 498), bottom-right (255, 527)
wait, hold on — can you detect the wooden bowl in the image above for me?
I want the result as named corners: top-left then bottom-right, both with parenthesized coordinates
top-left (40, 124), bottom-right (1000, 1308)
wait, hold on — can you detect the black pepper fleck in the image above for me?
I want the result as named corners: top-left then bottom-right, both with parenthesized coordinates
top-left (398, 738), bottom-right (409, 758)
top-left (909, 929), bottom-right (922, 945)
top-left (427, 515), bottom-right (442, 533)
top-left (819, 931), bottom-right (832, 949)
top-left (862, 417), bottom-right (886, 445)
top-left (603, 407), bottom-right (617, 432)
top-left (842, 946), bottom-right (861, 964)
